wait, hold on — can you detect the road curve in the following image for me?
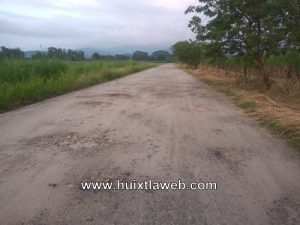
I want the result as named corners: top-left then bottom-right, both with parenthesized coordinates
top-left (0, 64), bottom-right (299, 225)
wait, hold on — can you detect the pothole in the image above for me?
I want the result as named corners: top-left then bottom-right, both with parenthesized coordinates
top-left (25, 131), bottom-right (115, 152)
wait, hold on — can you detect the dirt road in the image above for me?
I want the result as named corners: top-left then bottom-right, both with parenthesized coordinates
top-left (0, 64), bottom-right (299, 225)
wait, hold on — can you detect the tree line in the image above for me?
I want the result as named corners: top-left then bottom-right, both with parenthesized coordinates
top-left (0, 46), bottom-right (24, 60)
top-left (92, 50), bottom-right (172, 62)
top-left (173, 0), bottom-right (300, 87)
top-left (0, 46), bottom-right (85, 61)
top-left (1, 46), bottom-right (172, 62)
top-left (31, 47), bottom-right (85, 60)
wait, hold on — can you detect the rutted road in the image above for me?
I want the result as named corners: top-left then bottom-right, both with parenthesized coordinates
top-left (0, 64), bottom-right (299, 225)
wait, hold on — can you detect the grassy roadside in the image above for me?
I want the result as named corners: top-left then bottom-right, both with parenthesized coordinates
top-left (185, 67), bottom-right (300, 152)
top-left (0, 60), bottom-right (159, 112)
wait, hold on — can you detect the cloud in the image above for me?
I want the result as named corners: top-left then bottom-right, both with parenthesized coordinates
top-left (0, 0), bottom-right (196, 51)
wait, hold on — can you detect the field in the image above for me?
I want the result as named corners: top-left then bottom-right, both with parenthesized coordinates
top-left (0, 59), bottom-right (158, 112)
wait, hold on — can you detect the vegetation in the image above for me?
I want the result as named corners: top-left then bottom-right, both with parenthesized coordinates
top-left (187, 0), bottom-right (299, 87)
top-left (1, 46), bottom-right (172, 62)
top-left (92, 53), bottom-right (131, 60)
top-left (30, 47), bottom-right (85, 60)
top-left (132, 51), bottom-right (150, 61)
top-left (92, 51), bottom-right (172, 62)
top-left (237, 100), bottom-right (257, 113)
top-left (172, 41), bottom-right (202, 68)
top-left (131, 50), bottom-right (172, 62)
top-left (196, 73), bottom-right (300, 151)
top-left (151, 50), bottom-right (172, 62)
top-left (0, 46), bottom-right (24, 60)
top-left (0, 59), bottom-right (158, 112)
top-left (46, 47), bottom-right (85, 60)
top-left (173, 0), bottom-right (300, 88)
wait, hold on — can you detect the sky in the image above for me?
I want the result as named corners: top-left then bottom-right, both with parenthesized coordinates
top-left (0, 0), bottom-right (197, 52)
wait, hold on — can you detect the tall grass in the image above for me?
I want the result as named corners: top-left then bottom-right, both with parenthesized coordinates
top-left (0, 59), bottom-right (158, 112)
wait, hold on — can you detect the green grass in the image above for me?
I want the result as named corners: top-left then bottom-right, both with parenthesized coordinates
top-left (258, 116), bottom-right (300, 150)
top-left (200, 77), bottom-right (216, 86)
top-left (237, 100), bottom-right (257, 112)
top-left (200, 77), bottom-right (235, 96)
top-left (0, 59), bottom-right (159, 112)
top-left (217, 86), bottom-right (235, 96)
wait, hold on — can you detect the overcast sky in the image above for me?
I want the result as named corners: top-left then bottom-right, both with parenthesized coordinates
top-left (0, 0), bottom-right (197, 51)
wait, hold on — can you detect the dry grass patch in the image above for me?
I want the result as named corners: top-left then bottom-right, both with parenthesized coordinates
top-left (183, 65), bottom-right (300, 151)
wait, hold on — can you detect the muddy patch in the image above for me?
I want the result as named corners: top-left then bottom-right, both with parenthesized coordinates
top-left (151, 91), bottom-right (180, 99)
top-left (208, 146), bottom-right (252, 161)
top-left (101, 93), bottom-right (133, 98)
top-left (76, 92), bottom-right (133, 99)
top-left (76, 94), bottom-right (103, 98)
top-left (206, 146), bottom-right (251, 175)
top-left (77, 101), bottom-right (114, 107)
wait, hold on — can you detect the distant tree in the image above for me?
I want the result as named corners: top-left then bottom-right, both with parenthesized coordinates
top-left (115, 54), bottom-right (130, 60)
top-left (151, 50), bottom-right (171, 61)
top-left (185, 0), bottom-right (300, 87)
top-left (78, 50), bottom-right (85, 60)
top-left (47, 47), bottom-right (84, 60)
top-left (92, 52), bottom-right (101, 60)
top-left (0, 46), bottom-right (24, 60)
top-left (172, 41), bottom-right (202, 68)
top-left (132, 51), bottom-right (149, 61)
top-left (31, 51), bottom-right (47, 59)
top-left (47, 47), bottom-right (62, 58)
top-left (105, 55), bottom-right (115, 60)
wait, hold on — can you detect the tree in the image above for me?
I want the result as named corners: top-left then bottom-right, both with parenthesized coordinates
top-left (0, 46), bottom-right (24, 60)
top-left (92, 52), bottom-right (101, 60)
top-left (186, 0), bottom-right (300, 87)
top-left (47, 47), bottom-right (85, 60)
top-left (31, 51), bottom-right (47, 59)
top-left (115, 54), bottom-right (130, 60)
top-left (172, 41), bottom-right (202, 68)
top-left (151, 50), bottom-right (171, 61)
top-left (132, 51), bottom-right (149, 60)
